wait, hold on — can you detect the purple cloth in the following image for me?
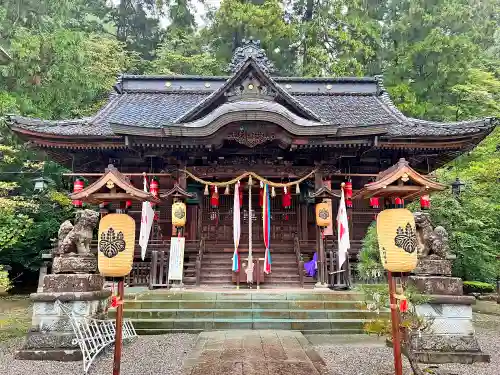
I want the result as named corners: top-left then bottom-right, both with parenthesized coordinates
top-left (304, 253), bottom-right (317, 277)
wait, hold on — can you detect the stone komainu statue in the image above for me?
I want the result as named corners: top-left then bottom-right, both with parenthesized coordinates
top-left (53, 209), bottom-right (100, 256)
top-left (413, 211), bottom-right (450, 260)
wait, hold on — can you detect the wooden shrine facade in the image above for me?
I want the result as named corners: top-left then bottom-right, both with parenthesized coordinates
top-left (7, 39), bottom-right (496, 287)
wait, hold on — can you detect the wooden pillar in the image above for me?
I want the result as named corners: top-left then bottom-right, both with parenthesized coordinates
top-left (314, 170), bottom-right (327, 286)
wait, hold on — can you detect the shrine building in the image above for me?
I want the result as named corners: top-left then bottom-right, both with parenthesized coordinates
top-left (7, 40), bottom-right (495, 288)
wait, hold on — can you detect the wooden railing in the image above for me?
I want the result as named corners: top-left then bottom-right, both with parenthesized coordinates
top-left (149, 250), bottom-right (169, 288)
top-left (148, 239), bottom-right (201, 288)
top-left (293, 236), bottom-right (304, 288)
top-left (195, 237), bottom-right (205, 286)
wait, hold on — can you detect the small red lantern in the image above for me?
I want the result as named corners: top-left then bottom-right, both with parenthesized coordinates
top-left (420, 195), bottom-right (431, 210)
top-left (282, 186), bottom-right (292, 209)
top-left (344, 180), bottom-right (353, 208)
top-left (369, 197), bottom-right (379, 209)
top-left (150, 178), bottom-right (159, 198)
top-left (344, 180), bottom-right (353, 198)
top-left (394, 197), bottom-right (404, 208)
top-left (210, 185), bottom-right (219, 208)
top-left (72, 178), bottom-right (85, 208)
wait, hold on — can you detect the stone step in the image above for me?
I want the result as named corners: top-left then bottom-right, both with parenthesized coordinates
top-left (135, 328), bottom-right (364, 335)
top-left (114, 309), bottom-right (383, 320)
top-left (123, 299), bottom-right (365, 310)
top-left (128, 318), bottom-right (370, 332)
top-left (128, 291), bottom-right (363, 301)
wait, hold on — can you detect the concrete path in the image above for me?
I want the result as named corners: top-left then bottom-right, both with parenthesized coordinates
top-left (183, 330), bottom-right (327, 375)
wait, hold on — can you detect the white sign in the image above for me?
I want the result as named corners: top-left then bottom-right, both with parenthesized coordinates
top-left (168, 237), bottom-right (185, 282)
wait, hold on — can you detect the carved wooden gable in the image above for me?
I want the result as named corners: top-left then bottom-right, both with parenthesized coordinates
top-left (176, 47), bottom-right (321, 124)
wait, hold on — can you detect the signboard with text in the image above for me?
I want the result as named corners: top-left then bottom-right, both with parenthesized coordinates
top-left (168, 237), bottom-right (185, 282)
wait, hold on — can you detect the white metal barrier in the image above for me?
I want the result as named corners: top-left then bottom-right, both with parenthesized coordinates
top-left (55, 300), bottom-right (137, 374)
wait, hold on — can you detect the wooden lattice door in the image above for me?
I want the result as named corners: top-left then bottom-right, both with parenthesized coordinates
top-left (201, 191), bottom-right (299, 244)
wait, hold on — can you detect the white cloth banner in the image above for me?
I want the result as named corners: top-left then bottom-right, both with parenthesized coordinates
top-left (337, 187), bottom-right (351, 268)
top-left (139, 177), bottom-right (154, 260)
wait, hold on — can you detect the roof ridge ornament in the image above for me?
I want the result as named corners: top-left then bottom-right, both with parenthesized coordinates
top-left (228, 39), bottom-right (276, 74)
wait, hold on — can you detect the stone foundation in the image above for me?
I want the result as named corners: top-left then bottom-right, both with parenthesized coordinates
top-left (16, 273), bottom-right (110, 362)
top-left (408, 276), bottom-right (463, 295)
top-left (52, 254), bottom-right (97, 274)
top-left (408, 259), bottom-right (490, 364)
top-left (414, 259), bottom-right (452, 276)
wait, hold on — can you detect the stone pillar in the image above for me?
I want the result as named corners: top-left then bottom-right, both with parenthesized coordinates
top-left (408, 258), bottom-right (490, 364)
top-left (16, 255), bottom-right (111, 361)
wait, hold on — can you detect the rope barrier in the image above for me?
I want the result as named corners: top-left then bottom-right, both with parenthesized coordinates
top-left (181, 169), bottom-right (317, 188)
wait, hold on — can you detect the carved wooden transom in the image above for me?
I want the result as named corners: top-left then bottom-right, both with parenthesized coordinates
top-left (226, 129), bottom-right (276, 148)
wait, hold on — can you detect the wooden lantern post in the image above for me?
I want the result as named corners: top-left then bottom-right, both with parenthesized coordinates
top-left (69, 164), bottom-right (161, 375)
top-left (353, 158), bottom-right (447, 375)
top-left (309, 186), bottom-right (339, 287)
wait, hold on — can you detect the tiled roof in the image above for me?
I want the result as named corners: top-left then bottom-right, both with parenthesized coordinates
top-left (8, 72), bottom-right (496, 139)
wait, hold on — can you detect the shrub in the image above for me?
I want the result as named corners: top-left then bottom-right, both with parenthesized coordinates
top-left (0, 265), bottom-right (11, 293)
top-left (463, 281), bottom-right (495, 294)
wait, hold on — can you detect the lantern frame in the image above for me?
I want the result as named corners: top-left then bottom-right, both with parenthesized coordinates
top-left (451, 177), bottom-right (465, 197)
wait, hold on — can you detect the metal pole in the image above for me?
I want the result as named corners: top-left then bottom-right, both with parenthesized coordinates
top-left (112, 278), bottom-right (125, 375)
top-left (319, 229), bottom-right (325, 284)
top-left (388, 271), bottom-right (403, 375)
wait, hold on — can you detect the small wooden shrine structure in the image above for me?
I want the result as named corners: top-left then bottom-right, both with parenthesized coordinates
top-left (7, 40), bottom-right (495, 288)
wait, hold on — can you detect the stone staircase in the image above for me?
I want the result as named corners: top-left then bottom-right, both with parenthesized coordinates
top-left (199, 242), bottom-right (302, 287)
top-left (114, 290), bottom-right (387, 335)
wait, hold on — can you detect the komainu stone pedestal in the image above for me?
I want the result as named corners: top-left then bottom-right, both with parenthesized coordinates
top-left (408, 259), bottom-right (490, 364)
top-left (15, 273), bottom-right (110, 361)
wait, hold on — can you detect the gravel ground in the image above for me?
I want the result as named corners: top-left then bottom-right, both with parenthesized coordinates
top-left (0, 313), bottom-right (499, 375)
top-left (313, 313), bottom-right (500, 375)
top-left (0, 334), bottom-right (197, 375)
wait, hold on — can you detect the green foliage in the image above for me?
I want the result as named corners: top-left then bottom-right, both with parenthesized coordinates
top-left (463, 281), bottom-right (496, 294)
top-left (357, 222), bottom-right (384, 279)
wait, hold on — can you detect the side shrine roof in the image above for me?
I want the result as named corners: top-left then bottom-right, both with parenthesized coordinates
top-left (7, 39), bottom-right (496, 148)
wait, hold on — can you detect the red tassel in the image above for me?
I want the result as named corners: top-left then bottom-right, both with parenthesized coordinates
top-left (239, 186), bottom-right (244, 208)
top-left (399, 299), bottom-right (408, 313)
top-left (259, 187), bottom-right (264, 207)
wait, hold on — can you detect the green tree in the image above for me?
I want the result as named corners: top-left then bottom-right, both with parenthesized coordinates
top-left (1, 28), bottom-right (132, 119)
top-left (384, 0), bottom-right (500, 120)
top-left (205, 0), bottom-right (298, 75)
top-left (107, 0), bottom-right (164, 61)
top-left (152, 28), bottom-right (223, 75)
top-left (287, 0), bottom-right (383, 76)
